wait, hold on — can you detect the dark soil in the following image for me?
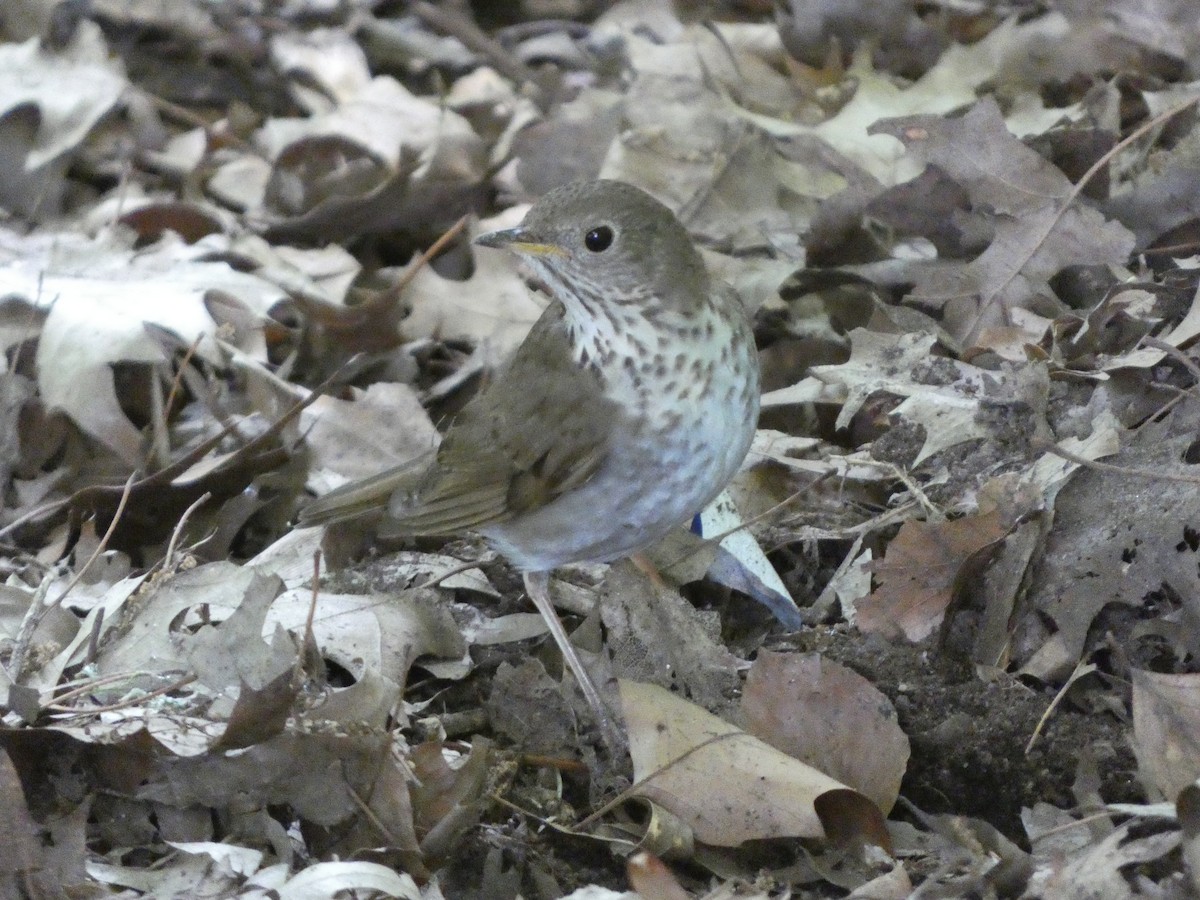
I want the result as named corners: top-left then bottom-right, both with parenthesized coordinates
top-left (778, 625), bottom-right (1142, 841)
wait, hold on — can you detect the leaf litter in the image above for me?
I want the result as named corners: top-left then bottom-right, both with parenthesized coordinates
top-left (2, 0), bottom-right (1200, 896)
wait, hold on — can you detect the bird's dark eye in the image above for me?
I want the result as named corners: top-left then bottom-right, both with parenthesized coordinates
top-left (584, 226), bottom-right (614, 252)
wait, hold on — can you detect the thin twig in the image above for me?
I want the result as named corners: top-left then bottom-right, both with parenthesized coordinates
top-left (163, 333), bottom-right (205, 422)
top-left (47, 669), bottom-right (161, 706)
top-left (10, 472), bottom-right (137, 683)
top-left (0, 497), bottom-right (71, 540)
top-left (390, 214), bottom-right (470, 300)
top-left (851, 457), bottom-right (944, 521)
top-left (3, 361), bottom-right (349, 539)
top-left (656, 481), bottom-right (815, 573)
top-left (43, 672), bottom-right (197, 715)
top-left (293, 551), bottom-right (323, 687)
top-left (5, 576), bottom-right (55, 687)
top-left (136, 88), bottom-right (262, 157)
top-left (423, 558), bottom-right (491, 588)
top-left (351, 214), bottom-right (471, 322)
top-left (84, 607), bottom-right (105, 666)
top-left (778, 499), bottom-right (919, 542)
top-left (292, 215), bottom-right (470, 345)
top-left (1026, 659), bottom-right (1096, 754)
top-left (163, 491), bottom-right (212, 570)
top-left (344, 780), bottom-right (404, 846)
top-left (410, 2), bottom-right (547, 105)
top-left (1033, 437), bottom-right (1200, 485)
top-left (50, 473), bottom-right (137, 608)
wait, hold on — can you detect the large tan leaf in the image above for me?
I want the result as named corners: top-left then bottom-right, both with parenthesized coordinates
top-left (620, 680), bottom-right (889, 849)
top-left (1, 231), bottom-right (282, 463)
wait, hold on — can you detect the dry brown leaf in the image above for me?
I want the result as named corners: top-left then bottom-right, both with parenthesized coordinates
top-left (1027, 820), bottom-right (1179, 897)
top-left (0, 747), bottom-right (49, 895)
top-left (1020, 423), bottom-right (1200, 680)
top-left (620, 680), bottom-right (890, 850)
top-left (1131, 668), bottom-right (1200, 801)
top-left (857, 510), bottom-right (1011, 642)
top-left (809, 328), bottom-right (1051, 464)
top-left (872, 99), bottom-right (1135, 343)
top-left (397, 219), bottom-right (546, 357)
top-left (601, 563), bottom-right (740, 711)
top-left (742, 650), bottom-right (909, 814)
top-left (266, 588), bottom-right (466, 691)
top-left (410, 739), bottom-right (491, 864)
top-left (138, 729), bottom-right (395, 828)
top-left (92, 562), bottom-right (270, 682)
top-left (846, 864), bottom-right (913, 899)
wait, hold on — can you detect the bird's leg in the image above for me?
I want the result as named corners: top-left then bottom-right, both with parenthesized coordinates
top-left (522, 570), bottom-right (622, 749)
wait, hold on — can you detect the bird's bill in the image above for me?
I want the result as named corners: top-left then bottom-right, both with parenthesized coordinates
top-left (475, 226), bottom-right (568, 258)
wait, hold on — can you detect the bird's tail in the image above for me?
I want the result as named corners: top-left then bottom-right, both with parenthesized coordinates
top-left (297, 449), bottom-right (436, 527)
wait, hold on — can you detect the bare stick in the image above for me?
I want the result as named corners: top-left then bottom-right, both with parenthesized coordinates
top-left (1033, 437), bottom-right (1200, 486)
top-left (10, 472), bottom-right (136, 683)
top-left (163, 490), bottom-right (212, 570)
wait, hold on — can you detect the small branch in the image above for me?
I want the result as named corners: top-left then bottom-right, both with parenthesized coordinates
top-left (1033, 437), bottom-right (1200, 485)
top-left (163, 333), bottom-right (205, 422)
top-left (1026, 659), bottom-right (1096, 754)
top-left (10, 472), bottom-right (136, 683)
top-left (163, 491), bottom-right (212, 569)
top-left (43, 672), bottom-right (198, 715)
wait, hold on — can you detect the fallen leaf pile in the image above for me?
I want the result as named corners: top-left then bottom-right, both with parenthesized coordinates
top-left (2, 0), bottom-right (1200, 896)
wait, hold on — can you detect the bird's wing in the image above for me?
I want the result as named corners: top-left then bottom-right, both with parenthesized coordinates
top-left (379, 302), bottom-right (619, 538)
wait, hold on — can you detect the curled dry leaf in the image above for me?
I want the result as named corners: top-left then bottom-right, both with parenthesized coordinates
top-left (742, 650), bottom-right (909, 815)
top-left (271, 860), bottom-right (420, 900)
top-left (620, 680), bottom-right (890, 850)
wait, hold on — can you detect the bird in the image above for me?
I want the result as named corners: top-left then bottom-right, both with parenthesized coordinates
top-left (300, 179), bottom-right (761, 744)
